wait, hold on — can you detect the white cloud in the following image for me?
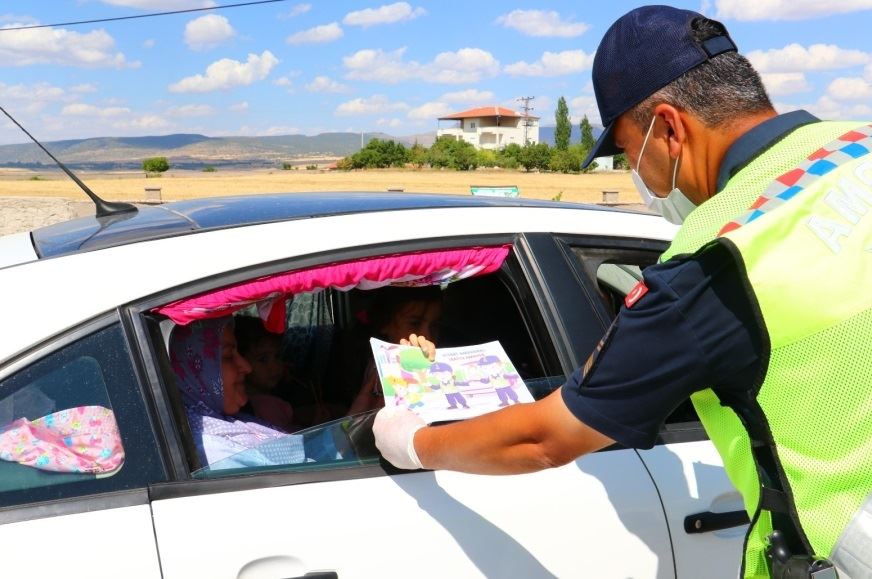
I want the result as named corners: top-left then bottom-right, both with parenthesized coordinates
top-left (0, 25), bottom-right (133, 68)
top-left (407, 101), bottom-right (452, 120)
top-left (113, 114), bottom-right (171, 130)
top-left (283, 3), bottom-right (311, 18)
top-left (826, 76), bottom-right (872, 101)
top-left (376, 117), bottom-right (403, 127)
top-left (760, 72), bottom-right (813, 96)
top-left (441, 89), bottom-right (494, 104)
top-left (287, 22), bottom-right (343, 45)
top-left (496, 9), bottom-right (589, 37)
top-left (99, 1), bottom-right (216, 8)
top-left (344, 46), bottom-right (499, 84)
top-left (430, 48), bottom-right (500, 83)
top-left (169, 50), bottom-right (279, 93)
top-left (142, 38), bottom-right (155, 49)
top-left (230, 101), bottom-right (249, 111)
top-left (789, 95), bottom-right (872, 120)
top-left (343, 2), bottom-right (426, 27)
top-left (274, 76), bottom-right (294, 87)
top-left (747, 44), bottom-right (872, 73)
top-left (505, 50), bottom-right (595, 77)
top-left (714, 0), bottom-right (872, 21)
top-left (167, 104), bottom-right (215, 117)
top-left (0, 82), bottom-right (66, 102)
top-left (569, 95), bottom-right (601, 126)
top-left (61, 103), bottom-right (131, 117)
top-left (70, 83), bottom-right (98, 94)
top-left (184, 14), bottom-right (235, 51)
top-left (261, 125), bottom-right (301, 136)
top-left (335, 95), bottom-right (408, 116)
top-left (306, 75), bottom-right (349, 92)
top-left (344, 47), bottom-right (415, 82)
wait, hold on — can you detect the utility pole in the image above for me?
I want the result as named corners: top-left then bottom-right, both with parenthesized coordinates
top-left (516, 96), bottom-right (535, 144)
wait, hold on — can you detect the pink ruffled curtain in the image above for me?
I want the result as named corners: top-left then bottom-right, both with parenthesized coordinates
top-left (154, 245), bottom-right (511, 332)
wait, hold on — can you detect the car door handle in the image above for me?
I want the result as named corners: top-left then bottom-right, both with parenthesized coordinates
top-left (284, 573), bottom-right (338, 579)
top-left (684, 510), bottom-right (750, 534)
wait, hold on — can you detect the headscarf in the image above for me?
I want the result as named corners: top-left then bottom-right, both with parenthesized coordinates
top-left (169, 317), bottom-right (286, 466)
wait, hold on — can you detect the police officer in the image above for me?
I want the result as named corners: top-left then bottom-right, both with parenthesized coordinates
top-left (374, 6), bottom-right (872, 578)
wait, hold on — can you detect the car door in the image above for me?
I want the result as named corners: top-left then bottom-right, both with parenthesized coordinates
top-left (553, 232), bottom-right (749, 577)
top-left (0, 317), bottom-right (167, 579)
top-left (140, 235), bottom-right (676, 579)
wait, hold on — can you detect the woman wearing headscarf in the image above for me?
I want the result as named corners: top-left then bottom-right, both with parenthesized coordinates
top-left (169, 317), bottom-right (304, 469)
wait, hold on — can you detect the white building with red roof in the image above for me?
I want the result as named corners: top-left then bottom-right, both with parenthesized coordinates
top-left (436, 106), bottom-right (539, 150)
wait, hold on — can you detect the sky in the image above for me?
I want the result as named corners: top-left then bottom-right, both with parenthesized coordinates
top-left (0, 0), bottom-right (870, 145)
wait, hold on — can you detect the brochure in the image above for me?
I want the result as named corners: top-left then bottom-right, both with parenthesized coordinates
top-left (369, 338), bottom-right (535, 424)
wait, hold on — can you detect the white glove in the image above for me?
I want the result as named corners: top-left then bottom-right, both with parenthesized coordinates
top-left (374, 406), bottom-right (426, 470)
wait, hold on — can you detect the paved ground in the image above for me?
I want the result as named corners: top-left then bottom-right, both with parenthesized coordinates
top-left (0, 197), bottom-right (94, 236)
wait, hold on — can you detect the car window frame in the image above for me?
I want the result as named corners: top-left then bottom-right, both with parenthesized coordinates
top-left (552, 233), bottom-right (709, 445)
top-left (0, 312), bottom-right (168, 524)
top-left (129, 232), bottom-right (570, 498)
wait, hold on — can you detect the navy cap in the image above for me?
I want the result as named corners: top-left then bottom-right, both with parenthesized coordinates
top-left (581, 5), bottom-right (737, 168)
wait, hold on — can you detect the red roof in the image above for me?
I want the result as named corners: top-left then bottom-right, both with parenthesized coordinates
top-left (438, 106), bottom-right (537, 120)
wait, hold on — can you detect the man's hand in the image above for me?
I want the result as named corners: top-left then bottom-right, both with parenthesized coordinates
top-left (374, 406), bottom-right (427, 470)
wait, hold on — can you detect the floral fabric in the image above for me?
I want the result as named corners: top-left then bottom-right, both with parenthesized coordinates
top-left (0, 405), bottom-right (124, 474)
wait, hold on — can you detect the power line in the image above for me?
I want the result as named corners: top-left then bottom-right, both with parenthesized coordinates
top-left (0, 0), bottom-right (292, 32)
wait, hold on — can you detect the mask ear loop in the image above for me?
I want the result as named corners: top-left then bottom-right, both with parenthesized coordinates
top-left (671, 150), bottom-right (681, 190)
top-left (636, 116), bottom-right (657, 172)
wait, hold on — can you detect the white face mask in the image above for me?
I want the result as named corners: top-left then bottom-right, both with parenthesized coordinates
top-left (630, 116), bottom-right (697, 225)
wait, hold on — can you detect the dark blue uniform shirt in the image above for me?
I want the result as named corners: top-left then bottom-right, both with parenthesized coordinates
top-left (562, 110), bottom-right (819, 449)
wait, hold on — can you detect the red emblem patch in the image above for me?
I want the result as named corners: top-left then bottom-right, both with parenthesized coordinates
top-left (624, 281), bottom-right (649, 309)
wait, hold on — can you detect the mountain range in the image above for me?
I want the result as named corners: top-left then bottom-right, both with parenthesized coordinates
top-left (0, 126), bottom-right (565, 171)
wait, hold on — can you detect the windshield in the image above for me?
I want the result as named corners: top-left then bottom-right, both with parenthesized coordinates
top-left (193, 410), bottom-right (380, 478)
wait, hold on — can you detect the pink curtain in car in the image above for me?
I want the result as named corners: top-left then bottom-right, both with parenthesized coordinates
top-left (154, 245), bottom-right (511, 332)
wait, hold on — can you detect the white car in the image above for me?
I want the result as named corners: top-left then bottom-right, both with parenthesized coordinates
top-left (0, 192), bottom-right (749, 579)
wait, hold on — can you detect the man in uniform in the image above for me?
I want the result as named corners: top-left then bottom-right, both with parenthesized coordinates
top-left (374, 6), bottom-right (872, 577)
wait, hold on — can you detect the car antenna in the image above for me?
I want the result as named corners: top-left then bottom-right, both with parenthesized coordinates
top-left (0, 105), bottom-right (137, 218)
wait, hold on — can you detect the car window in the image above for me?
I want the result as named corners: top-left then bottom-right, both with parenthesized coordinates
top-left (0, 323), bottom-right (166, 506)
top-left (155, 245), bottom-right (564, 476)
top-left (566, 243), bottom-right (702, 429)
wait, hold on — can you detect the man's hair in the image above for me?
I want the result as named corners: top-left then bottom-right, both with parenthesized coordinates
top-left (628, 17), bottom-right (773, 130)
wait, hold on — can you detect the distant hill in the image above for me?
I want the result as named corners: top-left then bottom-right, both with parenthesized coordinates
top-left (0, 131), bottom-right (438, 171)
top-left (0, 124), bottom-right (605, 171)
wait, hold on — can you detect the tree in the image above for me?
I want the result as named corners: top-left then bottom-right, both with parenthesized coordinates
top-left (143, 156), bottom-right (169, 175)
top-left (579, 115), bottom-right (596, 150)
top-left (554, 96), bottom-right (571, 151)
top-left (518, 142), bottom-right (551, 172)
top-left (345, 138), bottom-right (410, 168)
top-left (578, 115), bottom-right (598, 173)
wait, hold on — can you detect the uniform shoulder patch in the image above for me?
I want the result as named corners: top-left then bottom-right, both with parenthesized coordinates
top-left (624, 280), bottom-right (649, 309)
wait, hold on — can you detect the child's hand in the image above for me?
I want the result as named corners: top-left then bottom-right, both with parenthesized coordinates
top-left (401, 334), bottom-right (436, 361)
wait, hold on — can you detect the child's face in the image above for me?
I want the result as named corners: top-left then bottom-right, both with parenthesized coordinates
top-left (382, 300), bottom-right (442, 343)
top-left (245, 337), bottom-right (286, 392)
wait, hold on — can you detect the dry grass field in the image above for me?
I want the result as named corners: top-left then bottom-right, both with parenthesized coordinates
top-left (0, 167), bottom-right (636, 205)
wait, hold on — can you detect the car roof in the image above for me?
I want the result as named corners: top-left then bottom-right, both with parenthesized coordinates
top-left (30, 191), bottom-right (621, 259)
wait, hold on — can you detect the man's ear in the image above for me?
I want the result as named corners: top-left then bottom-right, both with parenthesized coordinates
top-left (653, 103), bottom-right (686, 160)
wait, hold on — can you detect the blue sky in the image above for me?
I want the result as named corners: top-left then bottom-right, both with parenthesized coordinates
top-left (0, 0), bottom-right (870, 144)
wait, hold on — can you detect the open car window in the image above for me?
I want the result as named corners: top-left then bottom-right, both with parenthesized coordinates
top-left (153, 243), bottom-right (563, 475)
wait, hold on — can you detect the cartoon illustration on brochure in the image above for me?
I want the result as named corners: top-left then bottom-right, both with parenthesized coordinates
top-left (369, 338), bottom-right (535, 424)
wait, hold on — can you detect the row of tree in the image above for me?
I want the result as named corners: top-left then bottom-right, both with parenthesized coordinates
top-left (338, 97), bottom-right (627, 173)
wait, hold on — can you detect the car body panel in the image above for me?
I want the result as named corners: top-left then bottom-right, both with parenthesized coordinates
top-left (0, 503), bottom-right (162, 579)
top-left (0, 231), bottom-right (37, 269)
top-left (152, 452), bottom-right (675, 579)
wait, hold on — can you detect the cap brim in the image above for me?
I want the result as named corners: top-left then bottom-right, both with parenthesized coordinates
top-left (582, 123), bottom-right (623, 168)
